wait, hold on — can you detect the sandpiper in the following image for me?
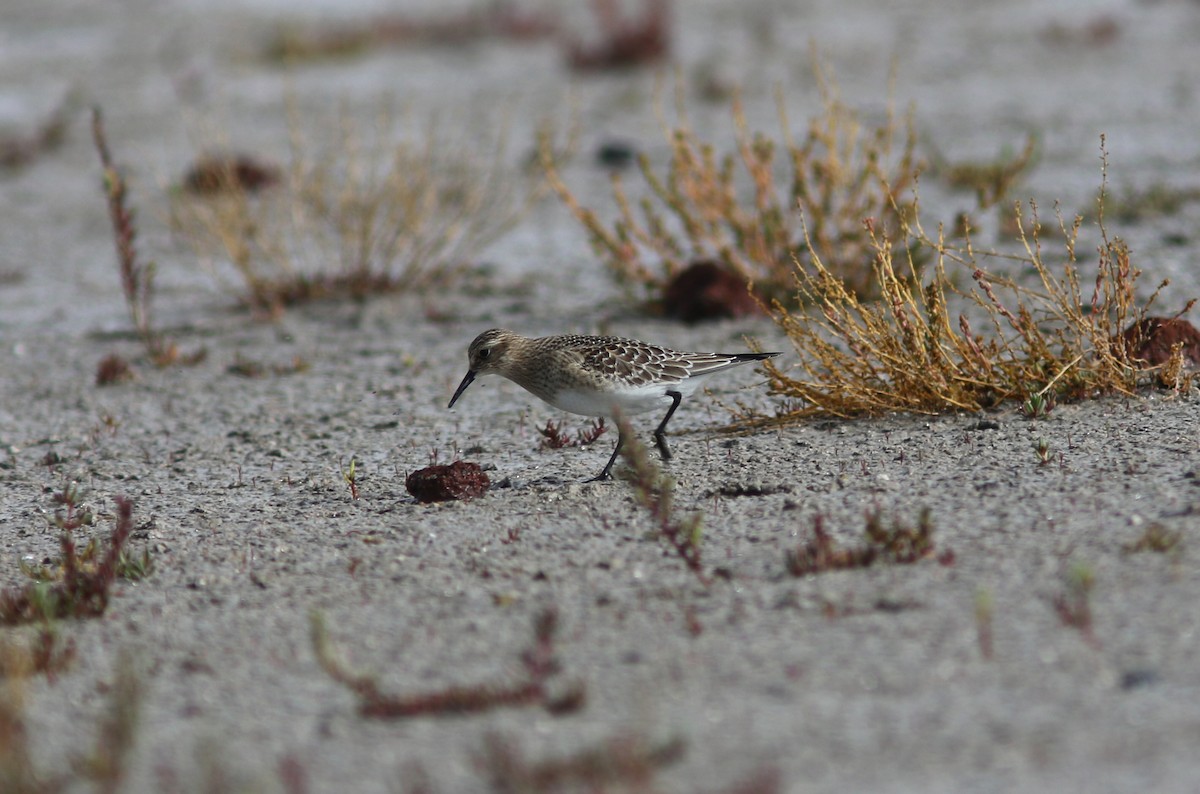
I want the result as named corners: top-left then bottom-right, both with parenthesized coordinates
top-left (447, 329), bottom-right (781, 481)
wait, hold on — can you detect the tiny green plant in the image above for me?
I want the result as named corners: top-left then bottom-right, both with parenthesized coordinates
top-left (341, 457), bottom-right (359, 500)
top-left (1122, 523), bottom-right (1183, 556)
top-left (23, 542), bottom-right (152, 585)
top-left (114, 548), bottom-right (153, 582)
top-left (1032, 438), bottom-right (1053, 465)
top-left (1019, 390), bottom-right (1056, 419)
top-left (1053, 561), bottom-right (1098, 647)
top-left (974, 588), bottom-right (994, 661)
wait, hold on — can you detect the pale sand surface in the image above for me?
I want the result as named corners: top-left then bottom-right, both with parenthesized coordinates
top-left (1, 1), bottom-right (1199, 791)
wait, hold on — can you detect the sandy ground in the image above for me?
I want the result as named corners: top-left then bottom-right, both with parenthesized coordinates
top-left (2, 1), bottom-right (1200, 792)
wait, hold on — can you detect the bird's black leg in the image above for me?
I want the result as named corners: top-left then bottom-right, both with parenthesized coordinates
top-left (588, 424), bottom-right (626, 482)
top-left (653, 391), bottom-right (683, 461)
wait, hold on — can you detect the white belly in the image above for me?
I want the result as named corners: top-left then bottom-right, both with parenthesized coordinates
top-left (548, 385), bottom-right (674, 417)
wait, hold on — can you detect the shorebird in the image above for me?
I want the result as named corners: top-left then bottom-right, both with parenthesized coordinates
top-left (448, 329), bottom-right (781, 480)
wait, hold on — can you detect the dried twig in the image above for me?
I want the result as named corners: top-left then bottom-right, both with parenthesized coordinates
top-left (616, 415), bottom-right (709, 586)
top-left (92, 106), bottom-right (204, 367)
top-left (312, 609), bottom-right (585, 719)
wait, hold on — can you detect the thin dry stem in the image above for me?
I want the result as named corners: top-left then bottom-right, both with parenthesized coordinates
top-left (311, 609), bottom-right (584, 719)
top-left (91, 107), bottom-right (181, 365)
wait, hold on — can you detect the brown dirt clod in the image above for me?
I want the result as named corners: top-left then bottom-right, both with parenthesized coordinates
top-left (1117, 316), bottom-right (1200, 367)
top-left (405, 461), bottom-right (490, 503)
top-left (96, 353), bottom-right (136, 386)
top-left (662, 260), bottom-right (765, 324)
top-left (183, 154), bottom-right (282, 195)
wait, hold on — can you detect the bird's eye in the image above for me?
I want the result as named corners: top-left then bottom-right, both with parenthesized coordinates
top-left (478, 348), bottom-right (491, 359)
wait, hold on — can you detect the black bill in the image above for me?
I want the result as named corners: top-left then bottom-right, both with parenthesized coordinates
top-left (447, 370), bottom-right (476, 409)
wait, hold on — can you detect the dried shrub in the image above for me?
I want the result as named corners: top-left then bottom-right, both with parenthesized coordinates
top-left (1106, 183), bottom-right (1200, 223)
top-left (405, 461), bottom-right (490, 503)
top-left (567, 0), bottom-right (670, 71)
top-left (786, 509), bottom-right (938, 577)
top-left (542, 64), bottom-right (918, 309)
top-left (1122, 523), bottom-right (1183, 556)
top-left (0, 92), bottom-right (75, 171)
top-left (537, 418), bottom-right (607, 450)
top-left (479, 731), bottom-right (685, 793)
top-left (226, 354), bottom-right (309, 378)
top-left (935, 134), bottom-right (1038, 210)
top-left (171, 106), bottom-right (537, 315)
top-left (747, 140), bottom-right (1194, 422)
top-left (266, 5), bottom-right (557, 62)
top-left (863, 507), bottom-right (938, 563)
top-left (1040, 15), bottom-right (1121, 47)
top-left (0, 490), bottom-right (144, 626)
